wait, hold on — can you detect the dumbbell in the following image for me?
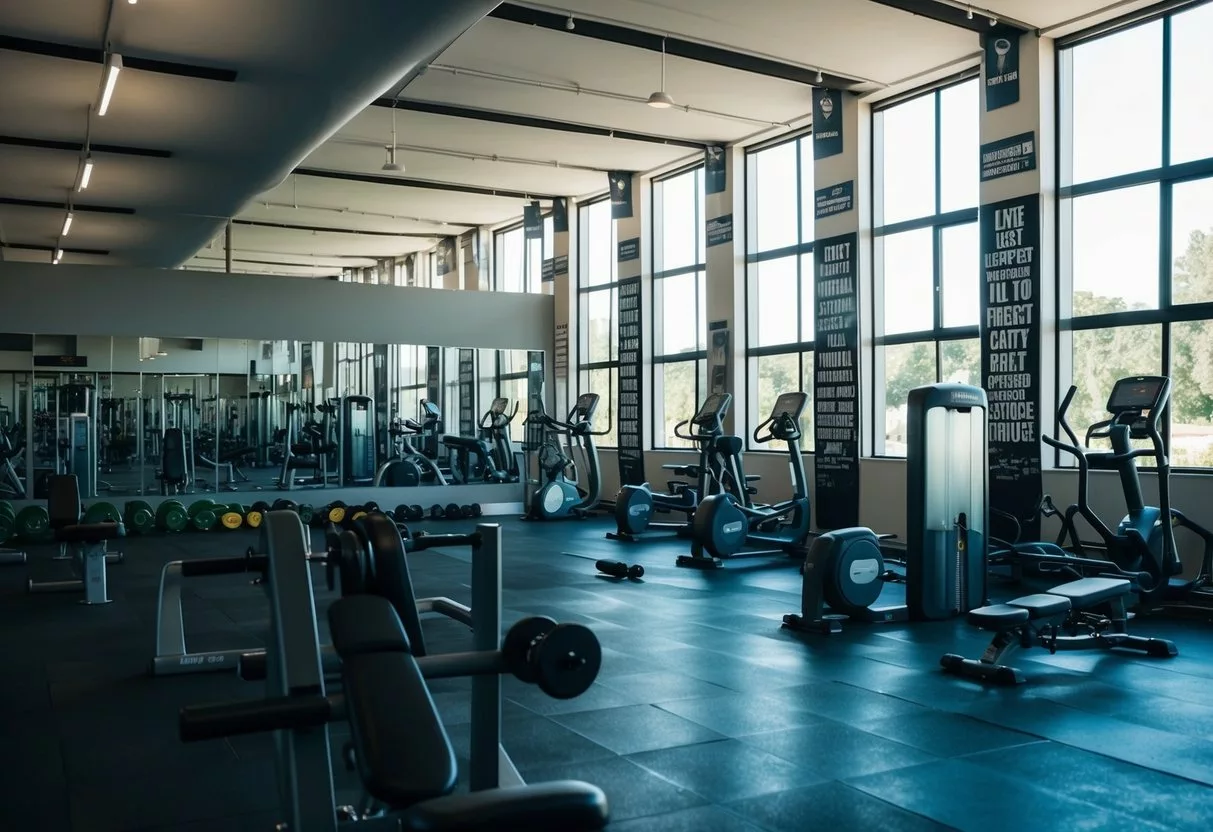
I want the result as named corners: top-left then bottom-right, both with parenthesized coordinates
top-left (445, 503), bottom-right (462, 520)
top-left (501, 616), bottom-right (602, 699)
top-left (363, 501), bottom-right (380, 513)
top-left (469, 503), bottom-right (482, 518)
top-left (429, 504), bottom-right (446, 520)
top-left (407, 505), bottom-right (425, 522)
top-left (271, 499), bottom-right (298, 513)
top-left (596, 560), bottom-right (645, 580)
top-left (393, 504), bottom-right (411, 524)
top-left (460, 505), bottom-right (475, 518)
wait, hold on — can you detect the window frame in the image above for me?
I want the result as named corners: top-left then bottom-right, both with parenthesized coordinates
top-left (492, 218), bottom-right (550, 294)
top-left (869, 75), bottom-right (983, 458)
top-left (576, 195), bottom-right (621, 449)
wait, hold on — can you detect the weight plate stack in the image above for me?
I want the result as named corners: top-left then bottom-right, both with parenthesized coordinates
top-left (156, 500), bottom-right (189, 533)
top-left (83, 502), bottom-right (122, 525)
top-left (15, 505), bottom-right (51, 540)
top-left (124, 500), bottom-right (156, 534)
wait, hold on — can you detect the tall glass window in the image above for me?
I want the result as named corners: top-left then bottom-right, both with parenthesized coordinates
top-left (1059, 2), bottom-right (1213, 467)
top-left (745, 132), bottom-right (816, 449)
top-left (493, 215), bottom-right (553, 294)
top-left (577, 198), bottom-right (619, 447)
top-left (871, 78), bottom-right (981, 456)
top-left (652, 166), bottom-right (707, 448)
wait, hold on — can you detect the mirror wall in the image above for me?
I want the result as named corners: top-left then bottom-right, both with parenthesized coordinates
top-left (0, 335), bottom-right (535, 500)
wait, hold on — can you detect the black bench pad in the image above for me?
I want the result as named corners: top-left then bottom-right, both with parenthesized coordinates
top-left (441, 436), bottom-right (487, 452)
top-left (967, 604), bottom-right (1030, 628)
top-left (328, 594), bottom-right (411, 656)
top-left (400, 780), bottom-right (609, 831)
top-left (1008, 593), bottom-right (1072, 617)
top-left (1046, 577), bottom-right (1131, 606)
top-left (56, 522), bottom-right (125, 543)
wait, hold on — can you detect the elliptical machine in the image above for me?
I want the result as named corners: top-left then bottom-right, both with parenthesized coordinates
top-left (479, 397), bottom-right (521, 482)
top-left (681, 392), bottom-right (811, 568)
top-left (373, 415), bottom-right (448, 487)
top-left (609, 393), bottom-right (734, 542)
top-left (525, 393), bottom-right (607, 520)
top-left (992, 376), bottom-right (1213, 611)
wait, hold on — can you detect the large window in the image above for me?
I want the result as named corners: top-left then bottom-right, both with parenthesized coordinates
top-left (576, 198), bottom-right (619, 448)
top-left (745, 133), bottom-right (816, 449)
top-left (494, 216), bottom-right (554, 294)
top-left (1060, 3), bottom-right (1213, 467)
top-left (652, 166), bottom-right (707, 448)
top-left (872, 79), bottom-right (981, 456)
top-left (394, 344), bottom-right (428, 422)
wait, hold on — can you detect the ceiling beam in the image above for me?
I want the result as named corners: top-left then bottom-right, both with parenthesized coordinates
top-left (0, 134), bottom-right (172, 159)
top-left (0, 196), bottom-right (134, 215)
top-left (192, 255), bottom-right (347, 270)
top-left (292, 167), bottom-right (561, 202)
top-left (0, 34), bottom-right (239, 82)
top-left (374, 98), bottom-right (711, 149)
top-left (865, 1), bottom-right (1031, 33)
top-left (488, 3), bottom-right (863, 88)
top-left (232, 219), bottom-right (445, 239)
top-left (1, 242), bottom-right (109, 256)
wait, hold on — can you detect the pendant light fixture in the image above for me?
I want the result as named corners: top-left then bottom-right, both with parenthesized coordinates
top-left (647, 37), bottom-right (675, 109)
top-left (382, 106), bottom-right (404, 172)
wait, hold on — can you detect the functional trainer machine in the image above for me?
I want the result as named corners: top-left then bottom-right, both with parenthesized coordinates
top-left (680, 392), bottom-right (811, 568)
top-left (525, 393), bottom-right (607, 520)
top-left (783, 383), bottom-right (989, 633)
top-left (609, 392), bottom-right (734, 542)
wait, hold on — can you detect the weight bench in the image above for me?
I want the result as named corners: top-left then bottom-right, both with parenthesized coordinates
top-left (941, 576), bottom-right (1178, 685)
top-left (29, 518), bottom-right (125, 604)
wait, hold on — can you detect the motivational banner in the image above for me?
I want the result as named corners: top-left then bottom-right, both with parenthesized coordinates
top-left (618, 236), bottom-right (640, 262)
top-left (708, 322), bottom-right (730, 396)
top-left (980, 132), bottom-right (1036, 181)
top-left (814, 181), bottom-right (854, 219)
top-left (554, 254), bottom-right (569, 275)
top-left (706, 214), bottom-right (733, 247)
top-left (608, 171), bottom-right (633, 219)
top-left (813, 88), bottom-right (843, 160)
top-left (373, 344), bottom-right (389, 461)
top-left (554, 322), bottom-right (569, 378)
top-left (813, 231), bottom-right (860, 530)
top-left (541, 259), bottom-right (555, 283)
top-left (457, 348), bottom-right (476, 438)
top-left (552, 197), bottom-right (569, 233)
top-left (300, 342), bottom-right (314, 391)
top-left (985, 27), bottom-right (1021, 111)
top-left (705, 146), bottom-right (727, 194)
top-left (616, 275), bottom-right (646, 486)
top-left (435, 237), bottom-right (457, 276)
top-left (980, 194), bottom-right (1042, 541)
top-left (523, 201), bottom-right (543, 239)
top-left (425, 346), bottom-right (441, 406)
top-left (526, 351), bottom-right (545, 453)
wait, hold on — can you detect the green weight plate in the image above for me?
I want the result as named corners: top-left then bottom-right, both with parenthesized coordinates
top-left (227, 503), bottom-right (245, 515)
top-left (157, 501), bottom-right (189, 533)
top-left (125, 500), bottom-right (156, 533)
top-left (83, 502), bottom-right (122, 525)
top-left (190, 506), bottom-right (218, 531)
top-left (297, 504), bottom-right (314, 524)
top-left (0, 500), bottom-right (14, 518)
top-left (16, 505), bottom-right (50, 539)
top-left (188, 499), bottom-right (217, 518)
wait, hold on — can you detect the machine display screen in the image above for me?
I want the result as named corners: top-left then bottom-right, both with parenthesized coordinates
top-left (574, 393), bottom-right (599, 420)
top-left (490, 397), bottom-right (508, 414)
top-left (771, 391), bottom-right (808, 420)
top-left (693, 393), bottom-right (731, 424)
top-left (1107, 377), bottom-right (1166, 412)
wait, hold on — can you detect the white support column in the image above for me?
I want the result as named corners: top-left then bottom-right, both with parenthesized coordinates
top-left (703, 145), bottom-right (746, 435)
top-left (550, 199), bottom-right (575, 416)
top-left (979, 31), bottom-right (1056, 541)
top-left (812, 88), bottom-right (871, 531)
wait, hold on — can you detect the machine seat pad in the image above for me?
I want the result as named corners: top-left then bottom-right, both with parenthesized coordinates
top-left (1046, 576), bottom-right (1132, 606)
top-left (328, 595), bottom-right (411, 657)
top-left (967, 604), bottom-right (1030, 629)
top-left (1007, 593), bottom-right (1072, 618)
top-left (56, 522), bottom-right (125, 543)
top-left (713, 435), bottom-right (743, 456)
top-left (744, 474), bottom-right (761, 481)
top-left (441, 435), bottom-right (487, 452)
top-left (400, 781), bottom-right (609, 831)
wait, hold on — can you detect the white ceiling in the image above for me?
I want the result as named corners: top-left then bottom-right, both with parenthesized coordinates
top-left (1, 0), bottom-right (1164, 277)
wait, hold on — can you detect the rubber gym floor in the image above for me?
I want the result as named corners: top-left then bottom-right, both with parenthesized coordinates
top-left (3, 516), bottom-right (1213, 832)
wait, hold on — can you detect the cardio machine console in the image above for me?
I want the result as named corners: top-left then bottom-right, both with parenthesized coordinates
top-left (1106, 376), bottom-right (1169, 416)
top-left (572, 393), bottom-right (600, 422)
top-left (489, 397), bottom-right (509, 415)
top-left (692, 393), bottom-right (733, 430)
top-left (770, 391), bottom-right (808, 422)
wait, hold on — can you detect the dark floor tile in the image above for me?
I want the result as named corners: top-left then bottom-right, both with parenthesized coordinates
top-left (445, 713), bottom-right (617, 770)
top-left (598, 670), bottom-right (733, 703)
top-left (627, 739), bottom-right (825, 803)
top-left (847, 758), bottom-right (1174, 831)
top-left (729, 780), bottom-right (956, 832)
top-left (518, 754), bottom-right (706, 823)
top-left (552, 704), bottom-right (725, 755)
top-left (776, 680), bottom-right (932, 723)
top-left (656, 691), bottom-right (829, 737)
top-left (506, 680), bottom-right (642, 716)
top-left (858, 711), bottom-right (1040, 757)
top-left (606, 804), bottom-right (764, 832)
top-left (743, 719), bottom-right (938, 780)
top-left (135, 810), bottom-right (283, 831)
top-left (966, 741), bottom-right (1213, 832)
top-left (0, 720), bottom-right (70, 832)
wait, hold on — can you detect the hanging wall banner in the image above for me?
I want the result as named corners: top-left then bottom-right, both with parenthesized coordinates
top-left (706, 214), bottom-right (733, 247)
top-left (374, 344), bottom-right (389, 460)
top-left (301, 342), bottom-right (314, 390)
top-left (707, 322), bottom-right (730, 395)
top-left (435, 237), bottom-right (457, 276)
top-left (609, 171), bottom-right (633, 219)
top-left (425, 346), bottom-right (441, 405)
top-left (526, 351), bottom-right (545, 455)
top-left (980, 194), bottom-right (1042, 541)
top-left (980, 132), bottom-right (1036, 181)
top-left (616, 275), bottom-right (646, 486)
top-left (524, 201), bottom-right (543, 240)
top-left (813, 231), bottom-right (860, 530)
top-left (618, 236), bottom-right (640, 262)
top-left (554, 254), bottom-right (569, 275)
top-left (458, 348), bottom-right (476, 437)
top-left (552, 197), bottom-right (569, 233)
top-left (812, 88), bottom-right (844, 160)
top-left (814, 181), bottom-right (854, 219)
top-left (542, 259), bottom-right (555, 283)
top-left (984, 28), bottom-right (1021, 111)
top-left (705, 146), bottom-right (727, 194)
top-left (554, 322), bottom-right (569, 378)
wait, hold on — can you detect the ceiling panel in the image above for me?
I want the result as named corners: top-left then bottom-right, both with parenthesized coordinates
top-left (237, 202), bottom-right (469, 236)
top-left (0, 0), bottom-right (108, 47)
top-left (977, 0), bottom-right (1161, 29)
top-left (224, 224), bottom-right (438, 260)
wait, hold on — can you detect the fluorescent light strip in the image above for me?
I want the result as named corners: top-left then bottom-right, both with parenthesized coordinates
top-left (62, 212), bottom-right (74, 236)
top-left (98, 54), bottom-right (123, 117)
top-left (79, 157), bottom-right (94, 191)
top-left (53, 249), bottom-right (63, 264)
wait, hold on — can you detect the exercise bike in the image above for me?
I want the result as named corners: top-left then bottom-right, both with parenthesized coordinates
top-left (479, 397), bottom-right (521, 482)
top-left (610, 393), bottom-right (736, 542)
top-left (373, 415), bottom-right (448, 487)
top-left (525, 393), bottom-right (608, 520)
top-left (681, 391), bottom-right (812, 568)
top-left (992, 375), bottom-right (1213, 611)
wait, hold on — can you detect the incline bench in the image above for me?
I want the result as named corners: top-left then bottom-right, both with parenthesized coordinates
top-left (941, 576), bottom-right (1178, 685)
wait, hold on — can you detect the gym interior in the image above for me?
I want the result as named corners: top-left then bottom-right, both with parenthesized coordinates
top-left (2, 1), bottom-right (1213, 830)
